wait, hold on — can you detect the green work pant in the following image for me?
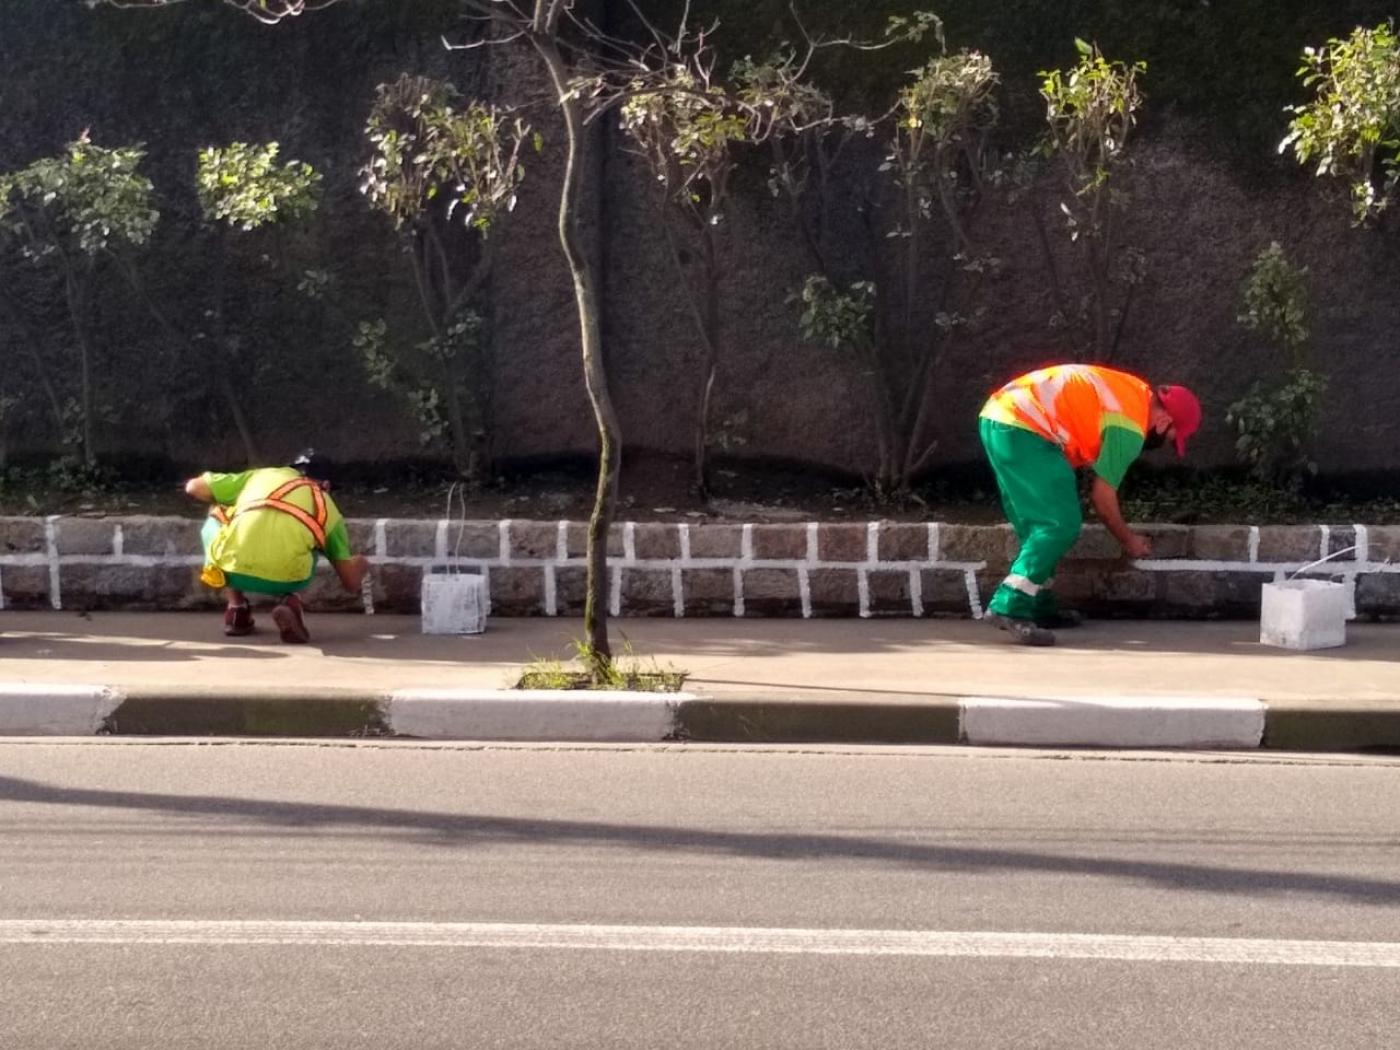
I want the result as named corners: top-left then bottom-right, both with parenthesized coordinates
top-left (979, 418), bottom-right (1083, 620)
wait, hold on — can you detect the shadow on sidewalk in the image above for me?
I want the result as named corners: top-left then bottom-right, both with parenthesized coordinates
top-left (1, 632), bottom-right (287, 662)
top-left (4, 612), bottom-right (1399, 668)
top-left (1055, 623), bottom-right (1400, 662)
top-left (1, 773), bottom-right (1397, 908)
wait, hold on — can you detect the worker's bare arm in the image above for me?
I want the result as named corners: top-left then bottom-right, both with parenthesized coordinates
top-left (1090, 476), bottom-right (1152, 559)
top-left (184, 476), bottom-right (213, 502)
top-left (332, 555), bottom-right (371, 594)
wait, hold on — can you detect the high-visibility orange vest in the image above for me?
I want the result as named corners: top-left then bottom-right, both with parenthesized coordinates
top-left (212, 477), bottom-right (328, 548)
top-left (980, 364), bottom-right (1151, 469)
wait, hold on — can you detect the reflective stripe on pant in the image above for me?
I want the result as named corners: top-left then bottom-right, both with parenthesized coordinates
top-left (979, 418), bottom-right (1083, 620)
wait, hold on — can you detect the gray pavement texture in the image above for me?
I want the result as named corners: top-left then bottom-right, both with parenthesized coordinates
top-left (1, 741), bottom-right (1398, 1049)
top-left (2, 611), bottom-right (1400, 748)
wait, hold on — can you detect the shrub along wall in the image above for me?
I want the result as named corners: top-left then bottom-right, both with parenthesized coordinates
top-left (3, 516), bottom-right (1398, 620)
top-left (3, 1), bottom-right (1400, 479)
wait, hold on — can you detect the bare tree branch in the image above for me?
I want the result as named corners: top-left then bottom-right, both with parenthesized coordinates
top-left (94, 0), bottom-right (344, 24)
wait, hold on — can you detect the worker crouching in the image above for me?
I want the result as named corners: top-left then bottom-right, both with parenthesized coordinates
top-left (185, 451), bottom-right (370, 644)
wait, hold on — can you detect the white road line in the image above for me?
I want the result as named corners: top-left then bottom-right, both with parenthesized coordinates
top-left (2, 921), bottom-right (1398, 967)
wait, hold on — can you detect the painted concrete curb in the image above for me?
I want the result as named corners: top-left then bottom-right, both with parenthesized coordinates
top-left (0, 683), bottom-right (1397, 751)
top-left (959, 695), bottom-right (1265, 750)
top-left (0, 684), bottom-right (120, 736)
top-left (386, 690), bottom-right (689, 742)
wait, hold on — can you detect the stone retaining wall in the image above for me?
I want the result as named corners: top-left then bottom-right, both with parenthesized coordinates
top-left (2, 516), bottom-right (1398, 619)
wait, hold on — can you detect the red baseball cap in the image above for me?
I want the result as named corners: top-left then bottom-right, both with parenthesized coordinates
top-left (1158, 385), bottom-right (1202, 457)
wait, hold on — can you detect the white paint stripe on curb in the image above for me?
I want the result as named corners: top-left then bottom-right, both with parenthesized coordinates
top-left (44, 516), bottom-right (61, 610)
top-left (4, 920), bottom-right (1399, 967)
top-left (0, 685), bottom-right (122, 736)
top-left (960, 695), bottom-right (1265, 749)
top-left (386, 690), bottom-right (690, 742)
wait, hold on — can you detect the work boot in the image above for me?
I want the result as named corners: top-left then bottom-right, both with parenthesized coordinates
top-left (271, 594), bottom-right (311, 645)
top-left (1035, 609), bottom-right (1084, 630)
top-left (985, 612), bottom-right (1056, 647)
top-left (223, 602), bottom-right (254, 638)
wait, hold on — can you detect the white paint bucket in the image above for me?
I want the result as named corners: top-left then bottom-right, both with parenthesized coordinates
top-left (1259, 579), bottom-right (1347, 651)
top-left (421, 573), bottom-right (488, 635)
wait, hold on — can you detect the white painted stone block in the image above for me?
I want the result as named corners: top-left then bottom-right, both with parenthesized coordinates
top-left (1260, 579), bottom-right (1347, 651)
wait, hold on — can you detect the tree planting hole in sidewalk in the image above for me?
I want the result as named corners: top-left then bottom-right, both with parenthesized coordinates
top-left (516, 638), bottom-right (687, 693)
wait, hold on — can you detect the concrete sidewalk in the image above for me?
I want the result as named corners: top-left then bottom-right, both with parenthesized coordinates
top-left (1, 612), bottom-right (1398, 750)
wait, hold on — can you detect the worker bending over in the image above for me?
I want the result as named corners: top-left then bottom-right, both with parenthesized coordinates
top-left (979, 364), bottom-right (1201, 646)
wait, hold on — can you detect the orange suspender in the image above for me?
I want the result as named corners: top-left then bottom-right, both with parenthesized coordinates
top-left (216, 477), bottom-right (329, 548)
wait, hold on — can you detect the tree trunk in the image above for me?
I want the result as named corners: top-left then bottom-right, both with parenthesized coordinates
top-left (534, 30), bottom-right (620, 673)
top-left (1091, 252), bottom-right (1111, 360)
top-left (1028, 194), bottom-right (1072, 349)
top-left (0, 289), bottom-right (69, 437)
top-left (407, 232), bottom-right (477, 480)
top-left (63, 266), bottom-right (96, 468)
top-left (694, 361), bottom-right (717, 496)
top-left (445, 385), bottom-right (475, 481)
top-left (693, 229), bottom-right (721, 497)
top-left (211, 241), bottom-right (260, 465)
top-left (857, 339), bottom-right (896, 496)
top-left (217, 371), bottom-right (261, 467)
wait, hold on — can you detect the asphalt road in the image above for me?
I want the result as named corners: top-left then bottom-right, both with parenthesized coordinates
top-left (1, 740), bottom-right (1398, 1049)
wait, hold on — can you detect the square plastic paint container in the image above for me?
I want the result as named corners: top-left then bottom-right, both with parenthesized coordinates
top-left (1259, 578), bottom-right (1347, 651)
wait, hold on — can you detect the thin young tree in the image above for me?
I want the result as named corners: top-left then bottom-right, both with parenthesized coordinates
top-left (359, 74), bottom-right (532, 482)
top-left (1037, 40), bottom-right (1147, 362)
top-left (1226, 242), bottom-right (1323, 488)
top-left (104, 141), bottom-right (321, 467)
top-left (1281, 20), bottom-right (1400, 227)
top-left (0, 134), bottom-right (159, 468)
top-left (616, 60), bottom-right (749, 497)
top-left (195, 142), bottom-right (320, 465)
top-left (756, 17), bottom-right (1000, 496)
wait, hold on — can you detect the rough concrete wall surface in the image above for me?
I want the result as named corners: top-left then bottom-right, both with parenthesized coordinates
top-left (3, 5), bottom-right (1399, 478)
top-left (589, 137), bottom-right (1400, 474)
top-left (4, 517), bottom-right (1398, 620)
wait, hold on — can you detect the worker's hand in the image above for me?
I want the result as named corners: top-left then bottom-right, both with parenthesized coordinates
top-left (334, 555), bottom-right (372, 594)
top-left (349, 555), bottom-right (371, 589)
top-left (1121, 533), bottom-right (1153, 560)
top-left (183, 476), bottom-right (213, 503)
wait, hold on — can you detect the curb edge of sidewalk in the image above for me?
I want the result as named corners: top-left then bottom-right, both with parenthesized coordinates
top-left (1, 684), bottom-right (1398, 752)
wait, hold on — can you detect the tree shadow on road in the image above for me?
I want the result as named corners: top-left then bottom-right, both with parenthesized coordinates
top-left (1, 773), bottom-right (1397, 908)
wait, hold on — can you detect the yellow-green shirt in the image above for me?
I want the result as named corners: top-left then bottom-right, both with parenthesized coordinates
top-left (204, 467), bottom-right (352, 583)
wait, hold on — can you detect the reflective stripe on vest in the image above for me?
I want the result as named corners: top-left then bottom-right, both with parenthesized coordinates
top-left (1004, 384), bottom-right (1070, 447)
top-left (229, 477), bottom-right (329, 549)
